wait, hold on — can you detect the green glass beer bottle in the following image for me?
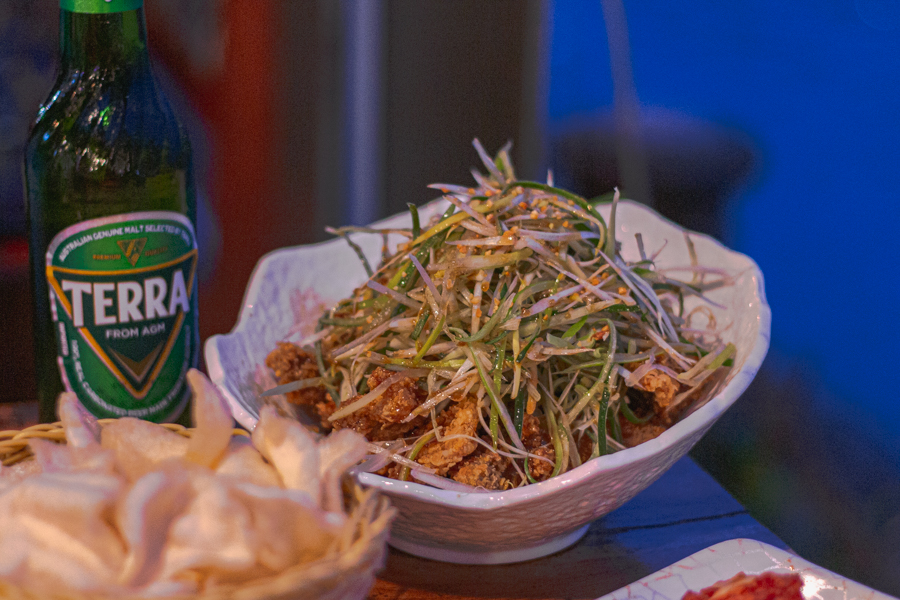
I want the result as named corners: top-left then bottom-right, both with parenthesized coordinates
top-left (24, 0), bottom-right (198, 424)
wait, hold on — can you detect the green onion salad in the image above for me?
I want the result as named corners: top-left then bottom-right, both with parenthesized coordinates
top-left (264, 139), bottom-right (735, 492)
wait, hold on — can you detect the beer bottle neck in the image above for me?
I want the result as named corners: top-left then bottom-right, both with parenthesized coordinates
top-left (59, 7), bottom-right (150, 73)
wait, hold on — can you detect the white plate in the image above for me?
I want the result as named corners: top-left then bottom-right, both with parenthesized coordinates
top-left (598, 539), bottom-right (895, 600)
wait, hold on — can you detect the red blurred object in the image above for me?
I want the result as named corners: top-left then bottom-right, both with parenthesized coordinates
top-left (146, 0), bottom-right (319, 343)
top-left (142, 0), bottom-right (540, 350)
top-left (682, 572), bottom-right (803, 600)
top-left (0, 236), bottom-right (35, 402)
top-left (0, 237), bottom-right (29, 273)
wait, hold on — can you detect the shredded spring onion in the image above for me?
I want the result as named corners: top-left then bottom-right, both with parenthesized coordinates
top-left (266, 139), bottom-right (734, 490)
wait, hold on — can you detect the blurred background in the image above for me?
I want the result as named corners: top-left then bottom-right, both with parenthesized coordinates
top-left (1, 0), bottom-right (898, 594)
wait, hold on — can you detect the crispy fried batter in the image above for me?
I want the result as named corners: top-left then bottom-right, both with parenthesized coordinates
top-left (266, 343), bottom-right (323, 403)
top-left (416, 396), bottom-right (479, 475)
top-left (266, 343), bottom-right (688, 483)
top-left (520, 413), bottom-right (555, 481)
top-left (576, 432), bottom-right (593, 464)
top-left (332, 367), bottom-right (427, 441)
top-left (265, 343), bottom-right (335, 427)
top-left (640, 368), bottom-right (682, 420)
top-left (449, 443), bottom-right (511, 490)
top-left (376, 462), bottom-right (404, 480)
top-left (528, 444), bottom-right (555, 481)
top-left (522, 413), bottom-right (550, 449)
top-left (522, 415), bottom-right (556, 481)
top-left (619, 417), bottom-right (668, 447)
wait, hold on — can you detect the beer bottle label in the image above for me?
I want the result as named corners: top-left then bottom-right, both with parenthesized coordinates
top-left (61, 0), bottom-right (143, 14)
top-left (45, 211), bottom-right (198, 422)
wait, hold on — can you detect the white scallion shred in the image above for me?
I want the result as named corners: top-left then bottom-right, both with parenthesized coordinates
top-left (265, 139), bottom-right (735, 492)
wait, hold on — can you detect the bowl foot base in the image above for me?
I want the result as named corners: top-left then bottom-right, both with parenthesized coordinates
top-left (388, 524), bottom-right (590, 564)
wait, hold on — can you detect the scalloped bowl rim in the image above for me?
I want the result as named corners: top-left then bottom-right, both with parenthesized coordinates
top-left (205, 199), bottom-right (770, 513)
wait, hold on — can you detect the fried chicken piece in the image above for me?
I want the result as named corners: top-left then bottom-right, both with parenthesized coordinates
top-left (619, 417), bottom-right (668, 447)
top-left (332, 367), bottom-right (427, 441)
top-left (624, 355), bottom-right (684, 421)
top-left (266, 342), bottom-right (323, 403)
top-left (375, 462), bottom-right (404, 480)
top-left (527, 444), bottom-right (555, 481)
top-left (449, 442), bottom-right (511, 490)
top-left (576, 432), bottom-right (593, 464)
top-left (265, 342), bottom-right (335, 427)
top-left (521, 413), bottom-right (551, 449)
top-left (415, 396), bottom-right (479, 475)
top-left (640, 368), bottom-right (682, 422)
top-left (519, 413), bottom-right (555, 481)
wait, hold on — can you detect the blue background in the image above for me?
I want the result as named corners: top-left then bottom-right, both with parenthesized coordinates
top-left (549, 0), bottom-right (900, 448)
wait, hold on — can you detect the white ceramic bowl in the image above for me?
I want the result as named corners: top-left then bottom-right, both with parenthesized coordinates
top-left (205, 199), bottom-right (770, 564)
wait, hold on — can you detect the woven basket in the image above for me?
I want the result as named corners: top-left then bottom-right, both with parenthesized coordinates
top-left (0, 421), bottom-right (395, 600)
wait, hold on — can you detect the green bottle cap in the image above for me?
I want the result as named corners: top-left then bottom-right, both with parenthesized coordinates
top-left (61, 0), bottom-right (143, 13)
